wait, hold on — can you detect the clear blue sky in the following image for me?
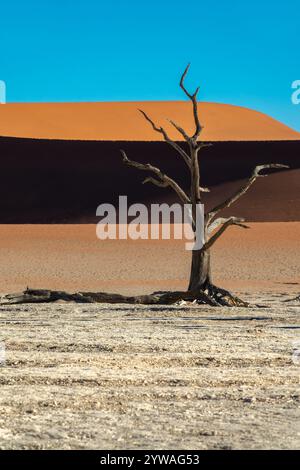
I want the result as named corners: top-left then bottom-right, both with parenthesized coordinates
top-left (1, 0), bottom-right (300, 130)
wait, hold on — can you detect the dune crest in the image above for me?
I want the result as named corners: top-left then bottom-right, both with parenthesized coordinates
top-left (0, 101), bottom-right (299, 141)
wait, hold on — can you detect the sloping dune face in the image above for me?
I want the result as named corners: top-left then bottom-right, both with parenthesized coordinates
top-left (0, 137), bottom-right (299, 222)
top-left (0, 101), bottom-right (299, 141)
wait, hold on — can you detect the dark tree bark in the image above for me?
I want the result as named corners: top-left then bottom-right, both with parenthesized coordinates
top-left (188, 249), bottom-right (211, 291)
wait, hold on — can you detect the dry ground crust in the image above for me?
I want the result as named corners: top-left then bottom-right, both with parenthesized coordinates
top-left (0, 292), bottom-right (299, 450)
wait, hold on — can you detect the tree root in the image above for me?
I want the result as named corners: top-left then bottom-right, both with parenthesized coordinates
top-left (0, 286), bottom-right (249, 307)
top-left (206, 285), bottom-right (250, 307)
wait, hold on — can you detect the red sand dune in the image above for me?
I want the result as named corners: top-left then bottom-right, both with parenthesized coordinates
top-left (0, 101), bottom-right (299, 223)
top-left (0, 101), bottom-right (299, 141)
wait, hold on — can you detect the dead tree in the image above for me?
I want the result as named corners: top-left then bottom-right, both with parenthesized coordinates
top-left (0, 65), bottom-right (288, 307)
top-left (119, 64), bottom-right (288, 306)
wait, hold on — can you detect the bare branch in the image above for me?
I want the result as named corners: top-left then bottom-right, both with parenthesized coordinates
top-left (142, 177), bottom-right (168, 188)
top-left (179, 63), bottom-right (194, 99)
top-left (167, 119), bottom-right (191, 142)
top-left (139, 109), bottom-right (191, 167)
top-left (139, 109), bottom-right (165, 135)
top-left (202, 217), bottom-right (249, 252)
top-left (180, 64), bottom-right (202, 141)
top-left (198, 142), bottom-right (212, 150)
top-left (252, 163), bottom-right (289, 176)
top-left (121, 150), bottom-right (190, 204)
top-left (200, 186), bottom-right (210, 193)
top-left (207, 216), bottom-right (249, 235)
top-left (207, 163), bottom-right (289, 223)
top-left (143, 176), bottom-right (209, 198)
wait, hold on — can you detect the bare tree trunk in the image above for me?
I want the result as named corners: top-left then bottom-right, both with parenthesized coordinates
top-left (188, 248), bottom-right (211, 291)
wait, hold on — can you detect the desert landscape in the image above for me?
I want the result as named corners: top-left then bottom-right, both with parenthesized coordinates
top-left (1, 0), bottom-right (299, 458)
top-left (0, 292), bottom-right (299, 450)
top-left (0, 223), bottom-right (299, 449)
top-left (0, 98), bottom-right (299, 449)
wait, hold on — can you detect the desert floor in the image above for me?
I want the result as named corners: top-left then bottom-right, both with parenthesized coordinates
top-left (0, 223), bottom-right (299, 449)
top-left (0, 222), bottom-right (299, 294)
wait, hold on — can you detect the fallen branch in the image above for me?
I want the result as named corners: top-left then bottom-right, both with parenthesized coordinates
top-left (0, 287), bottom-right (250, 307)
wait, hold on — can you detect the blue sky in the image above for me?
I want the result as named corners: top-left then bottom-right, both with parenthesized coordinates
top-left (1, 0), bottom-right (300, 130)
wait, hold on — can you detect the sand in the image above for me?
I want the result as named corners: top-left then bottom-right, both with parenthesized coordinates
top-left (1, 101), bottom-right (299, 141)
top-left (0, 223), bottom-right (299, 294)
